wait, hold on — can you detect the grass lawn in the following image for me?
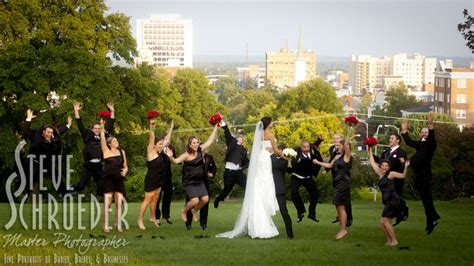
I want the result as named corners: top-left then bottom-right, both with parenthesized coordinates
top-left (1, 199), bottom-right (473, 265)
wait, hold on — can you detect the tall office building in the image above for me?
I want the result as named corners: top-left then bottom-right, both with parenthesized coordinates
top-left (265, 31), bottom-right (316, 89)
top-left (349, 53), bottom-right (436, 94)
top-left (135, 14), bottom-right (192, 68)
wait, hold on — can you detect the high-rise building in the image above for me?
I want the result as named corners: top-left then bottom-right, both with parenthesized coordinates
top-left (349, 53), bottom-right (436, 94)
top-left (265, 31), bottom-right (316, 89)
top-left (434, 61), bottom-right (474, 127)
top-left (135, 14), bottom-right (192, 68)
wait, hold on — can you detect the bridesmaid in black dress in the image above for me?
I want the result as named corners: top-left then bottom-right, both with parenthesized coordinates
top-left (137, 119), bottom-right (174, 230)
top-left (369, 146), bottom-right (409, 246)
top-left (313, 130), bottom-right (353, 240)
top-left (99, 119), bottom-right (128, 233)
top-left (165, 124), bottom-right (219, 225)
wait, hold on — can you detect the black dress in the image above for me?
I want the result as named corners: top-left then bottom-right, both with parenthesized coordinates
top-left (378, 173), bottom-right (401, 218)
top-left (182, 150), bottom-right (208, 198)
top-left (332, 157), bottom-right (352, 205)
top-left (100, 150), bottom-right (126, 194)
top-left (144, 153), bottom-right (167, 192)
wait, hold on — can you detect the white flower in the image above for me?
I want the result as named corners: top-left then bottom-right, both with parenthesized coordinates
top-left (282, 148), bottom-right (297, 158)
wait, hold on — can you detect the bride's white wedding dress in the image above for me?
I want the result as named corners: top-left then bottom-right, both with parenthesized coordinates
top-left (216, 122), bottom-right (279, 239)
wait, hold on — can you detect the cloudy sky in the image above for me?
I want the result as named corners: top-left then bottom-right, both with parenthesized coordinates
top-left (106, 0), bottom-right (473, 57)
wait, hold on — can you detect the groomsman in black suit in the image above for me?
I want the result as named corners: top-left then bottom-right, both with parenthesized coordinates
top-left (214, 120), bottom-right (249, 208)
top-left (290, 139), bottom-right (323, 223)
top-left (72, 102), bottom-right (115, 194)
top-left (376, 134), bottom-right (409, 225)
top-left (269, 144), bottom-right (294, 239)
top-left (327, 133), bottom-right (353, 226)
top-left (22, 109), bottom-right (72, 196)
top-left (402, 113), bottom-right (440, 235)
top-left (186, 153), bottom-right (217, 230)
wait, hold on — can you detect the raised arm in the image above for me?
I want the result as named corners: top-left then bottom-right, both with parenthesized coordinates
top-left (163, 120), bottom-right (174, 146)
top-left (23, 109), bottom-right (37, 140)
top-left (343, 130), bottom-right (352, 163)
top-left (105, 103), bottom-right (115, 134)
top-left (389, 161), bottom-right (410, 179)
top-left (368, 146), bottom-right (382, 176)
top-left (58, 116), bottom-right (72, 136)
top-left (147, 119), bottom-right (156, 155)
top-left (100, 119), bottom-right (110, 155)
top-left (201, 124), bottom-right (219, 152)
top-left (401, 120), bottom-right (418, 149)
top-left (73, 102), bottom-right (87, 137)
top-left (221, 120), bottom-right (235, 146)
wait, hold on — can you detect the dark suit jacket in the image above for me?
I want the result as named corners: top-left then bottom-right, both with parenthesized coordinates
top-left (271, 154), bottom-right (288, 195)
top-left (378, 146), bottom-right (407, 173)
top-left (290, 146), bottom-right (323, 178)
top-left (75, 117), bottom-right (114, 161)
top-left (23, 121), bottom-right (69, 161)
top-left (222, 124), bottom-right (249, 169)
top-left (402, 129), bottom-right (436, 172)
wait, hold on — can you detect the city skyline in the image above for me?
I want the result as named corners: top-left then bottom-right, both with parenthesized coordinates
top-left (106, 0), bottom-right (473, 57)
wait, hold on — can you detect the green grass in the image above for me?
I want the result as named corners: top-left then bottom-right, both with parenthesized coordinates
top-left (1, 199), bottom-right (473, 265)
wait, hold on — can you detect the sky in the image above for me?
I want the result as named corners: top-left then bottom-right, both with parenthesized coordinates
top-left (106, 0), bottom-right (474, 57)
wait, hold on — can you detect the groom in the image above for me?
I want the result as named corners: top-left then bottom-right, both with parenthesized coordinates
top-left (268, 144), bottom-right (294, 239)
top-left (214, 119), bottom-right (249, 208)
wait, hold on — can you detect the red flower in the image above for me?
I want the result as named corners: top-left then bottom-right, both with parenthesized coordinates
top-left (364, 137), bottom-right (378, 146)
top-left (344, 116), bottom-right (359, 126)
top-left (209, 113), bottom-right (223, 126)
top-left (147, 110), bottom-right (160, 120)
top-left (97, 110), bottom-right (111, 119)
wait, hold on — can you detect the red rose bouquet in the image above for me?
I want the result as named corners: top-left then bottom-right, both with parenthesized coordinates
top-left (364, 137), bottom-right (378, 147)
top-left (209, 113), bottom-right (223, 126)
top-left (97, 110), bottom-right (111, 119)
top-left (344, 116), bottom-right (359, 127)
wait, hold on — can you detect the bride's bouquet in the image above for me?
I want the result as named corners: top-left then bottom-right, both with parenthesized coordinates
top-left (282, 148), bottom-right (297, 168)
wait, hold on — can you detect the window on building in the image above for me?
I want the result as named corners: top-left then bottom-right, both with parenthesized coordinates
top-left (456, 109), bottom-right (467, 119)
top-left (457, 79), bottom-right (467, 88)
top-left (457, 94), bottom-right (467, 104)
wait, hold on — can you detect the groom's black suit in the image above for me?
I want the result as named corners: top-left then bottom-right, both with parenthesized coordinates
top-left (271, 154), bottom-right (294, 238)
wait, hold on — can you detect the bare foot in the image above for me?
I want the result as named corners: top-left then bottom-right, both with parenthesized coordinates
top-left (137, 220), bottom-right (146, 230)
top-left (181, 209), bottom-right (187, 222)
top-left (191, 209), bottom-right (198, 222)
top-left (335, 230), bottom-right (347, 240)
top-left (153, 219), bottom-right (161, 228)
top-left (388, 240), bottom-right (398, 247)
top-left (117, 227), bottom-right (123, 233)
top-left (102, 225), bottom-right (110, 233)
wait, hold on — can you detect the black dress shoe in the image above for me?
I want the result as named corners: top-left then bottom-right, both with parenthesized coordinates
top-left (332, 217), bottom-right (339, 224)
top-left (426, 220), bottom-right (438, 235)
top-left (214, 197), bottom-right (220, 209)
top-left (200, 224), bottom-right (207, 230)
top-left (185, 224), bottom-right (192, 230)
top-left (403, 207), bottom-right (409, 221)
top-left (288, 236), bottom-right (294, 240)
top-left (296, 214), bottom-right (305, 223)
top-left (308, 215), bottom-right (319, 222)
top-left (165, 218), bottom-right (173, 225)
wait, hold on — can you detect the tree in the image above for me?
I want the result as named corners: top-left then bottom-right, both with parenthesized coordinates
top-left (359, 93), bottom-right (373, 115)
top-left (0, 0), bottom-right (136, 173)
top-left (277, 79), bottom-right (343, 117)
top-left (382, 82), bottom-right (419, 116)
top-left (171, 68), bottom-right (227, 129)
top-left (458, 9), bottom-right (474, 53)
top-left (214, 76), bottom-right (241, 105)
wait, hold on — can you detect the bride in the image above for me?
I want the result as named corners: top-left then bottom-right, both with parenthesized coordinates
top-left (217, 117), bottom-right (283, 239)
